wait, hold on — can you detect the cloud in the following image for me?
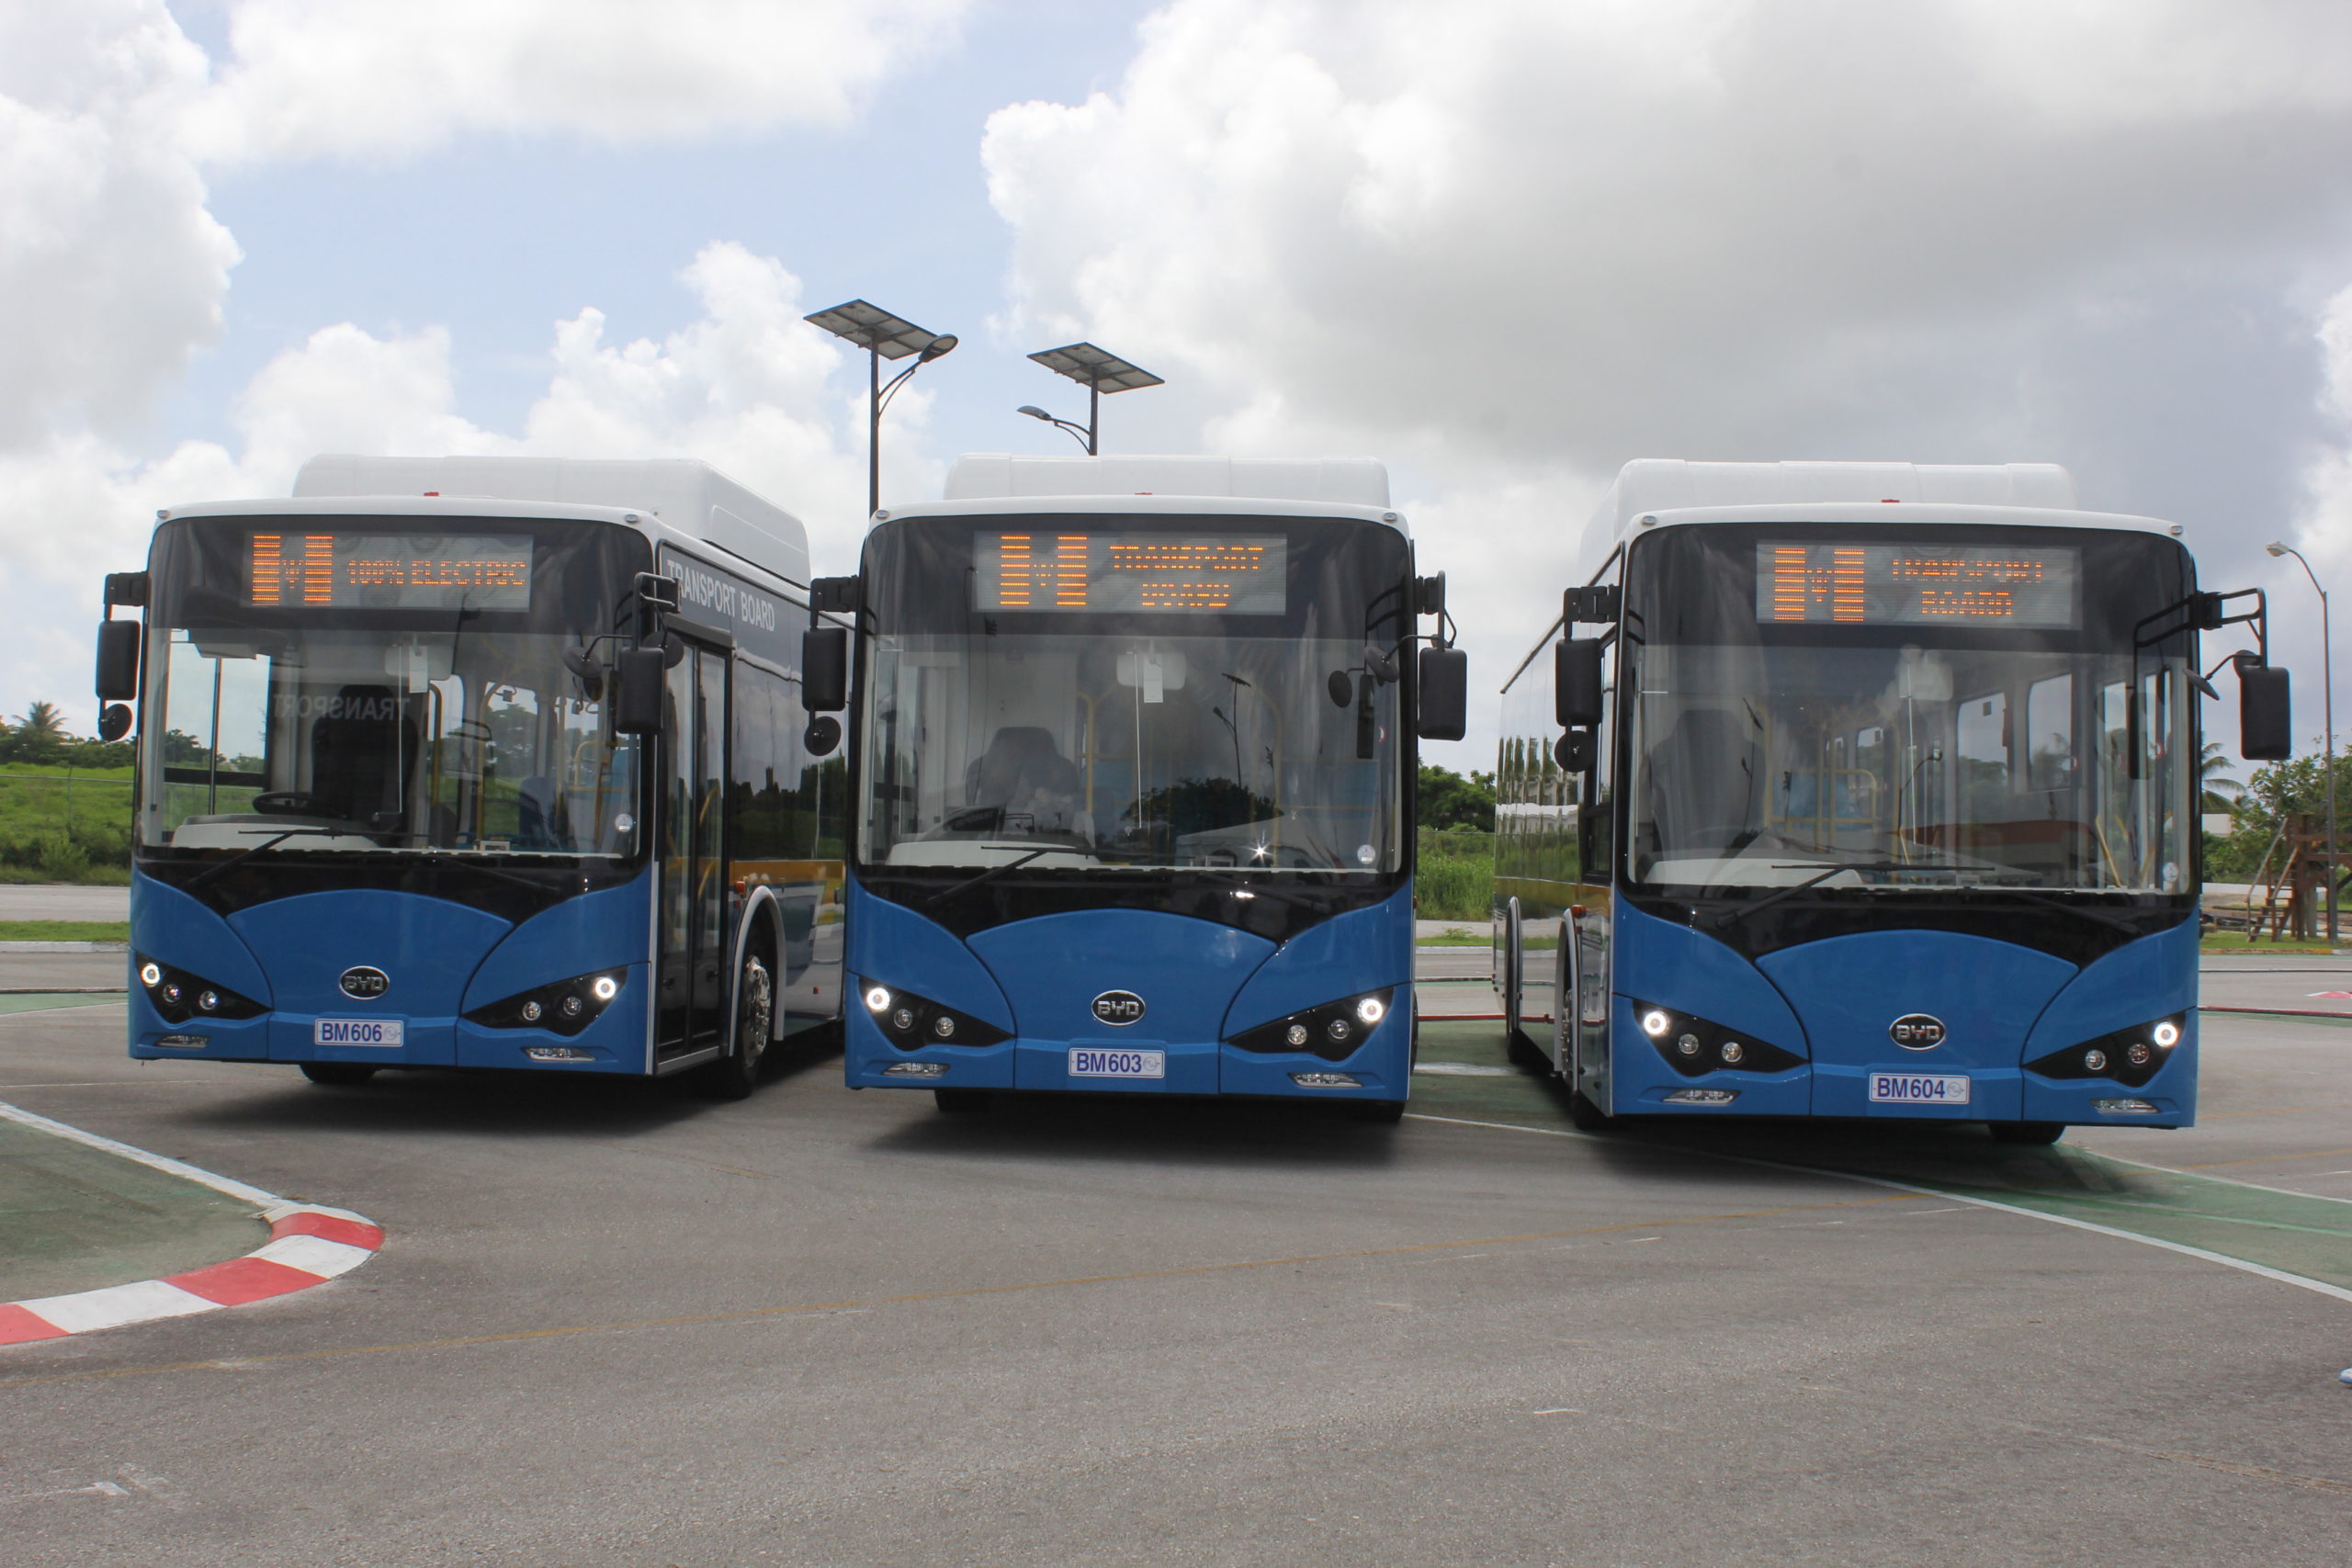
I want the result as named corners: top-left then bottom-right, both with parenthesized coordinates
top-left (981, 0), bottom-right (2352, 763)
top-left (0, 0), bottom-right (236, 446)
top-left (187, 0), bottom-right (970, 164)
top-left (0, 243), bottom-right (896, 729)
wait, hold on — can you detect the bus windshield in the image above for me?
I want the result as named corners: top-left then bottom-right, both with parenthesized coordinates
top-left (139, 516), bottom-right (650, 859)
top-left (856, 515), bottom-right (1412, 874)
top-left (1621, 524), bottom-right (2197, 897)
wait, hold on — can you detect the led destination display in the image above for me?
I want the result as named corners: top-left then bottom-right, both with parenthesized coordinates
top-left (248, 533), bottom-right (533, 610)
top-left (1754, 542), bottom-right (2080, 628)
top-left (974, 532), bottom-right (1288, 615)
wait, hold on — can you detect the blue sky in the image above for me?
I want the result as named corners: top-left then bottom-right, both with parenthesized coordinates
top-left (164, 0), bottom-right (1172, 462)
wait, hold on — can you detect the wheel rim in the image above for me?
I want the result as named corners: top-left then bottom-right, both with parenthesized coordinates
top-left (738, 955), bottom-right (773, 1069)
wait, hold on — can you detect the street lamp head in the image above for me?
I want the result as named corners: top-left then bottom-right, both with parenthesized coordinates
top-left (1016, 405), bottom-right (1053, 421)
top-left (2267, 541), bottom-right (2290, 557)
top-left (917, 333), bottom-right (957, 364)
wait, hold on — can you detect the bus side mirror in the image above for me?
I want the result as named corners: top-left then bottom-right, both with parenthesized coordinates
top-left (1555, 637), bottom-right (1604, 728)
top-left (1555, 730), bottom-right (1594, 772)
top-left (97, 703), bottom-right (132, 742)
top-left (803, 626), bottom-right (848, 713)
top-left (2238, 659), bottom-right (2292, 761)
top-left (96, 619), bottom-right (140, 700)
top-left (614, 647), bottom-right (666, 736)
top-left (1416, 647), bottom-right (1467, 740)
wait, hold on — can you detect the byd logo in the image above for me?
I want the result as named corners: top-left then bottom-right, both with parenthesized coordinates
top-left (1091, 990), bottom-right (1146, 1026)
top-left (1889, 1013), bottom-right (1946, 1050)
top-left (339, 966), bottom-right (390, 1000)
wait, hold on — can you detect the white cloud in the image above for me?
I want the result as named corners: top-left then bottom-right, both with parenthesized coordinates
top-left (0, 243), bottom-right (898, 730)
top-left (983, 0), bottom-right (2352, 765)
top-left (0, 0), bottom-right (235, 446)
top-left (187, 0), bottom-right (970, 164)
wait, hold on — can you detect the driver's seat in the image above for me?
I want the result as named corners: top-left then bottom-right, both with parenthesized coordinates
top-left (310, 684), bottom-right (417, 823)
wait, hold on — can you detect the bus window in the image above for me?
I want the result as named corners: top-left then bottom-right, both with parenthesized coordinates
top-left (2027, 675), bottom-right (2075, 792)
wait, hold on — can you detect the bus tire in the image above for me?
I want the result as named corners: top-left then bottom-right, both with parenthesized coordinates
top-left (933, 1089), bottom-right (992, 1114)
top-left (300, 1062), bottom-right (377, 1086)
top-left (701, 946), bottom-right (775, 1101)
top-left (1346, 1098), bottom-right (1406, 1125)
top-left (1566, 1090), bottom-right (1612, 1132)
top-left (1990, 1120), bottom-right (2064, 1145)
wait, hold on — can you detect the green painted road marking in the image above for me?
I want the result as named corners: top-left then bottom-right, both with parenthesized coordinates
top-left (0, 1116), bottom-right (265, 1301)
top-left (1408, 1017), bottom-right (2352, 1291)
top-left (0, 993), bottom-right (121, 1015)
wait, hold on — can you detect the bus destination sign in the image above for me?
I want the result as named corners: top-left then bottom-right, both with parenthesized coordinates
top-left (248, 533), bottom-right (534, 610)
top-left (975, 532), bottom-right (1288, 614)
top-left (1754, 542), bottom-right (2079, 628)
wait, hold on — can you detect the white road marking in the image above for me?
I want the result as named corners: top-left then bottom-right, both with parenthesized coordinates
top-left (1404, 1111), bottom-right (2352, 1308)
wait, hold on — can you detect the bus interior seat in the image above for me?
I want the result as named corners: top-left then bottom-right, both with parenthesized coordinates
top-left (966, 727), bottom-right (1082, 834)
top-left (1648, 705), bottom-right (1762, 851)
top-left (310, 684), bottom-right (418, 825)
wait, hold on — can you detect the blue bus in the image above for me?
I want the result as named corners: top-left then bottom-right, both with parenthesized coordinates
top-left (803, 455), bottom-right (1466, 1121)
top-left (96, 456), bottom-right (846, 1098)
top-left (1493, 460), bottom-right (2291, 1142)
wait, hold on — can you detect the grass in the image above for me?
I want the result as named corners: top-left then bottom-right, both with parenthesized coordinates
top-left (0, 764), bottom-right (133, 885)
top-left (0, 920), bottom-right (129, 942)
top-left (1415, 829), bottom-right (1491, 921)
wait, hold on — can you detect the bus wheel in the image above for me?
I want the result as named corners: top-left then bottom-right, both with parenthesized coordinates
top-left (701, 950), bottom-right (774, 1101)
top-left (300, 1062), bottom-right (377, 1087)
top-left (1991, 1121), bottom-right (2064, 1145)
top-left (1566, 1091), bottom-right (1612, 1132)
top-left (1346, 1099), bottom-right (1406, 1125)
top-left (933, 1089), bottom-right (993, 1114)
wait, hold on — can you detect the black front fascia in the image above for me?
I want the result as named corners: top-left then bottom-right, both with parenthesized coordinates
top-left (138, 852), bottom-right (617, 925)
top-left (858, 865), bottom-right (1407, 942)
top-left (1623, 886), bottom-right (2195, 967)
top-left (850, 511), bottom-right (1418, 942)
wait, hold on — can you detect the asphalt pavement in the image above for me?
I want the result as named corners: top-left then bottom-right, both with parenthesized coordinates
top-left (0, 978), bottom-right (2347, 1564)
top-left (0, 885), bottom-right (128, 922)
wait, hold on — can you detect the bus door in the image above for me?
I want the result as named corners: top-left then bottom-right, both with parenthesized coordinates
top-left (658, 638), bottom-right (731, 1056)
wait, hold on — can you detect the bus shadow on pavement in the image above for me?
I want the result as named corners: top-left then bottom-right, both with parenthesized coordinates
top-left (868, 1091), bottom-right (1411, 1172)
top-left (159, 1030), bottom-right (846, 1143)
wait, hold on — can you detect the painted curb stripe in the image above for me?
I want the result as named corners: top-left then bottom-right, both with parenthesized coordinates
top-left (0, 1099), bottom-right (382, 1348)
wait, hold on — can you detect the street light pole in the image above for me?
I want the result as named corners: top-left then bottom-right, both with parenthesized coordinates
top-left (801, 300), bottom-right (956, 519)
top-left (1020, 343), bottom-right (1163, 456)
top-left (2269, 541), bottom-right (2336, 942)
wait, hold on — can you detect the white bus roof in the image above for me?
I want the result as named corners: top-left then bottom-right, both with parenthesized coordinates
top-left (1581, 458), bottom-right (2180, 572)
top-left (288, 455), bottom-right (811, 585)
top-left (932, 454), bottom-right (1400, 529)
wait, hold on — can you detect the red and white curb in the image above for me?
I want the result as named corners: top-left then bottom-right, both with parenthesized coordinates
top-left (0, 1101), bottom-right (382, 1348)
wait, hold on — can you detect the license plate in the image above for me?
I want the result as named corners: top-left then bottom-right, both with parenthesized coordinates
top-left (1068, 1047), bottom-right (1164, 1079)
top-left (1868, 1071), bottom-right (1969, 1106)
top-left (315, 1018), bottom-right (403, 1047)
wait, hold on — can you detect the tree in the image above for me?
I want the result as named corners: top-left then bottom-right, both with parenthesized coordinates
top-left (2199, 741), bottom-right (2243, 813)
top-left (1418, 763), bottom-right (1496, 832)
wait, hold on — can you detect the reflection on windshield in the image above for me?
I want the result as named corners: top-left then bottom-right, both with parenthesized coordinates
top-left (861, 633), bottom-right (1399, 872)
top-left (144, 626), bottom-right (639, 857)
top-left (1627, 641), bottom-right (2188, 893)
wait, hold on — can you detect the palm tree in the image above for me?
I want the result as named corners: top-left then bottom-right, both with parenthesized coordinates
top-left (2200, 741), bottom-right (2243, 814)
top-left (16, 701), bottom-right (65, 744)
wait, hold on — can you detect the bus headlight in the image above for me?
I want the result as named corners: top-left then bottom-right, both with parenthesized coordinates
top-left (1227, 988), bottom-right (1398, 1063)
top-left (134, 954), bottom-right (266, 1025)
top-left (852, 977), bottom-right (1009, 1052)
top-left (2027, 1013), bottom-right (2187, 1090)
top-left (466, 969), bottom-right (628, 1038)
top-left (1630, 1000), bottom-right (1803, 1078)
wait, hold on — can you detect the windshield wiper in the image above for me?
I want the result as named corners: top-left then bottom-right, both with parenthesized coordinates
top-left (922, 848), bottom-right (1052, 908)
top-left (2001, 886), bottom-right (2154, 934)
top-left (1707, 861), bottom-right (1935, 930)
top-left (181, 827), bottom-right (347, 894)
